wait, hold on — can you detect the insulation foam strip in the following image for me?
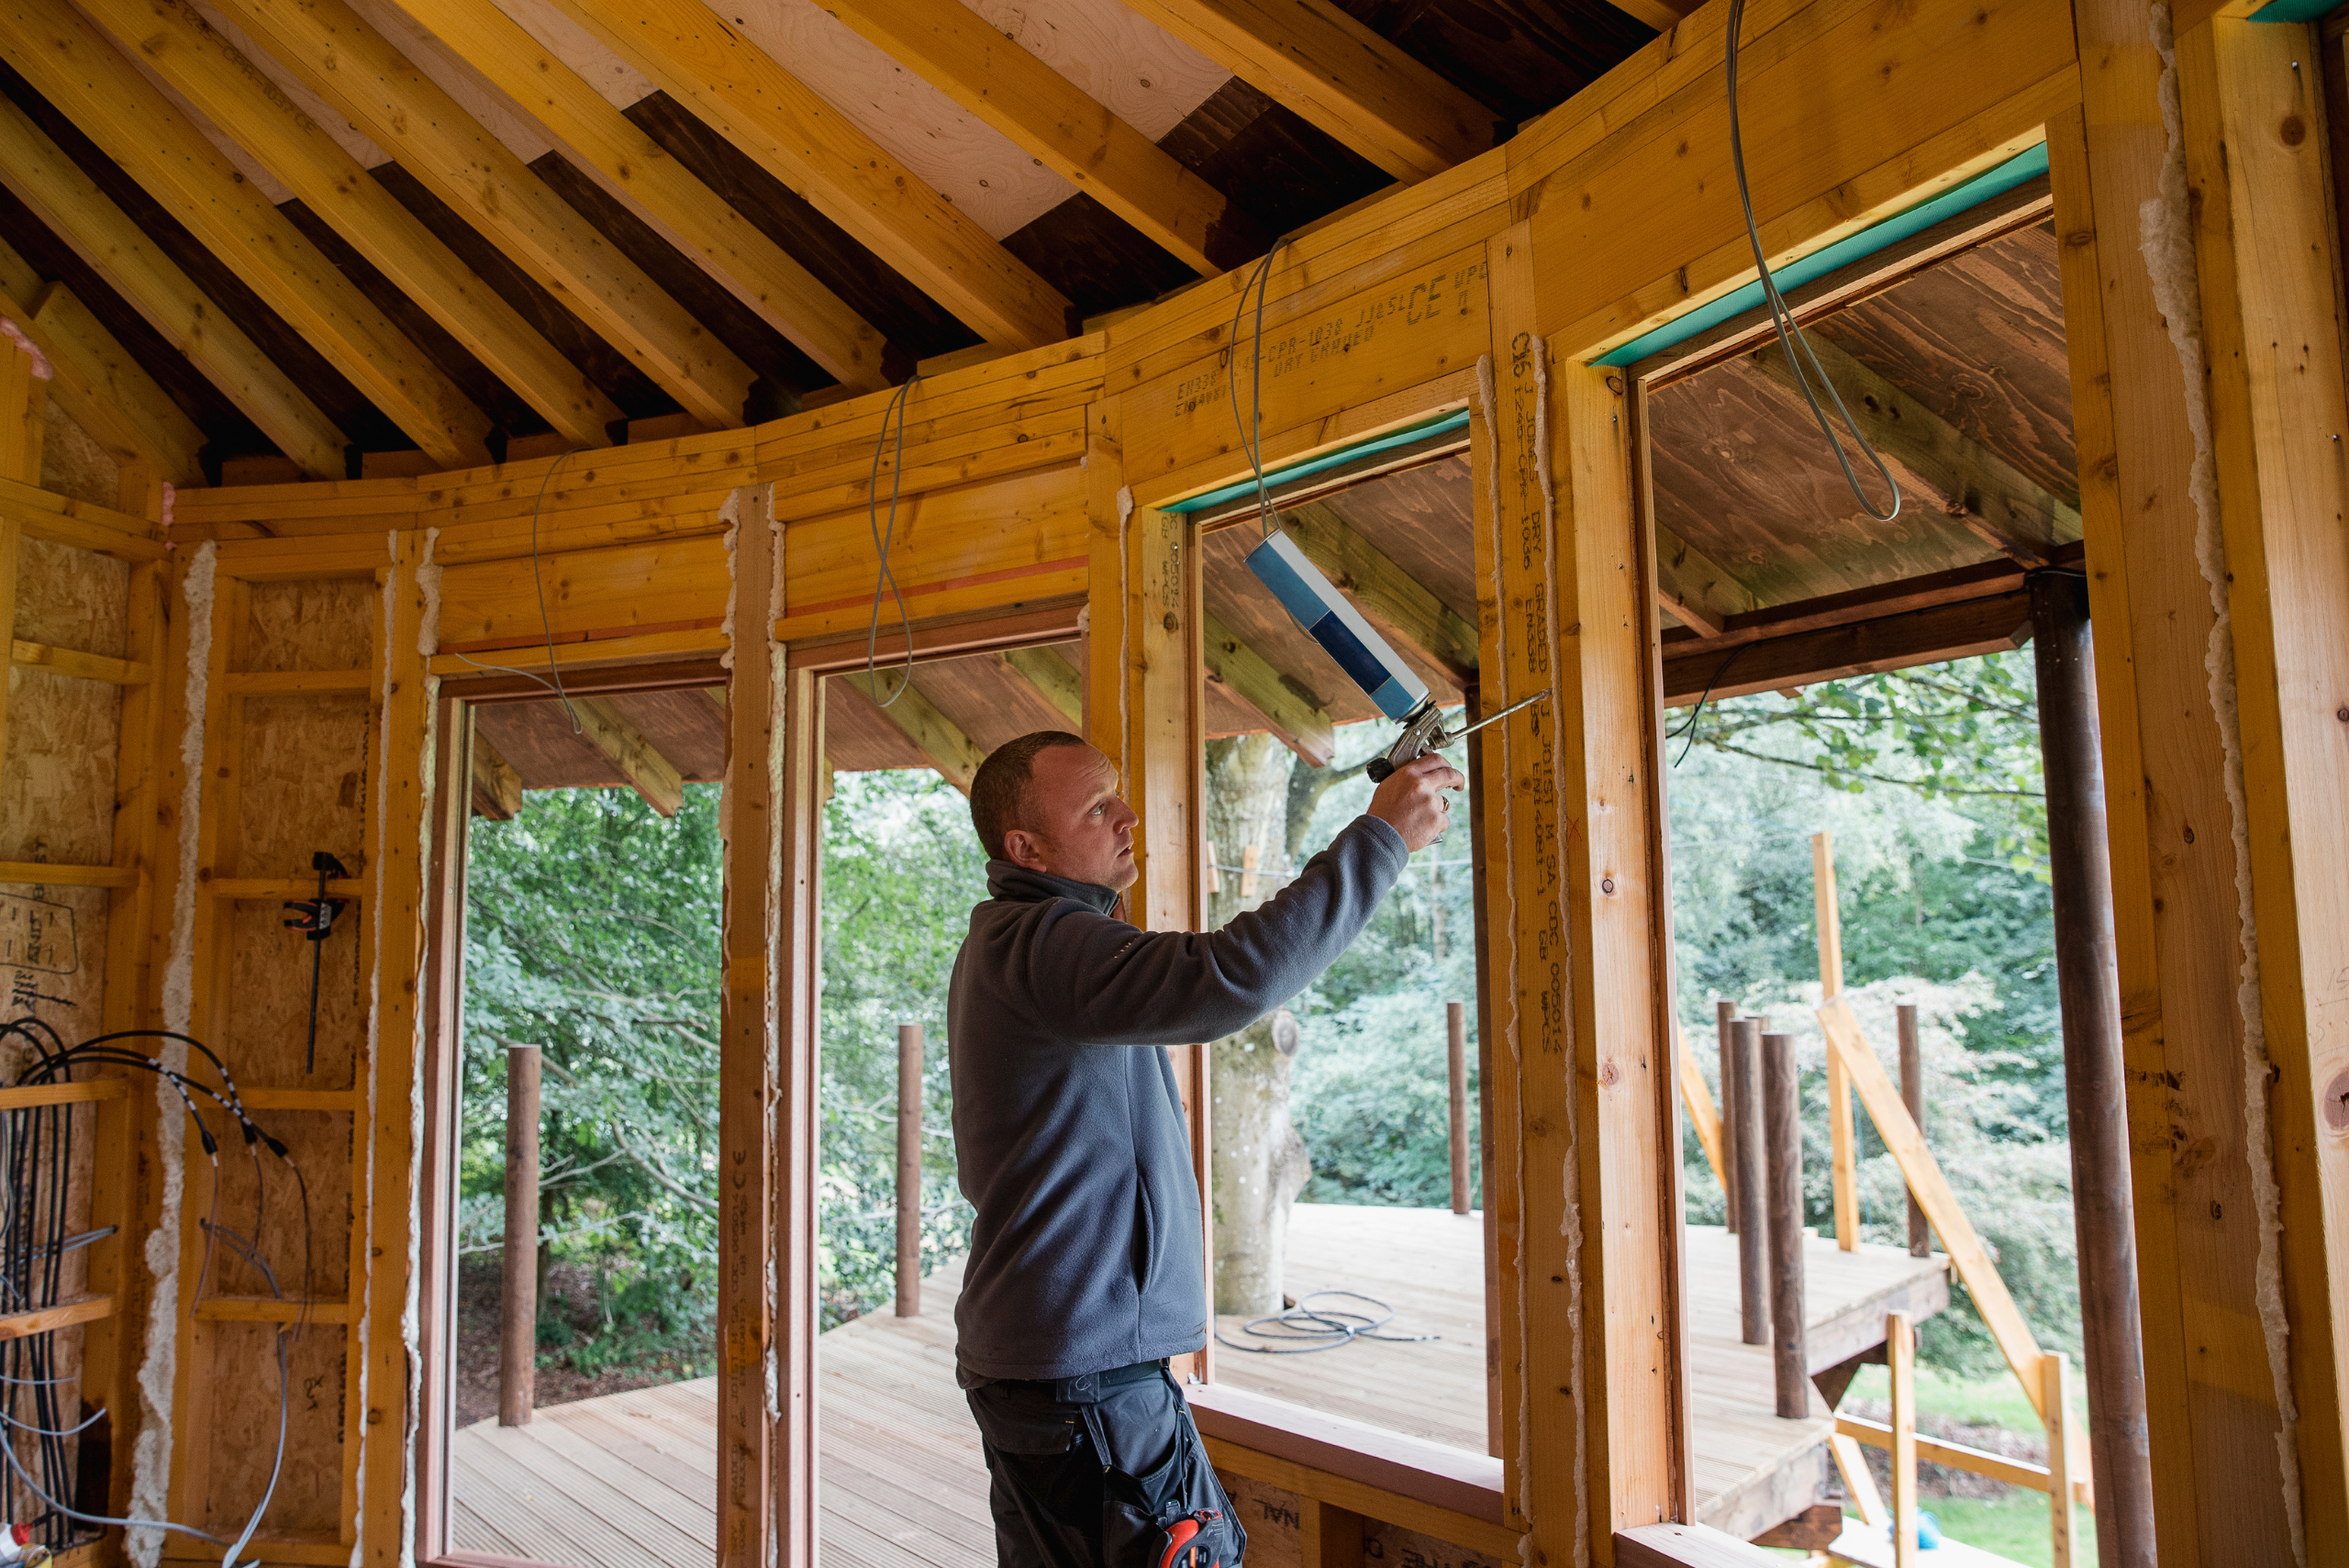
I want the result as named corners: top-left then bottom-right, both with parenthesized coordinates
top-left (130, 539), bottom-right (215, 1568)
top-left (398, 530), bottom-right (443, 1568)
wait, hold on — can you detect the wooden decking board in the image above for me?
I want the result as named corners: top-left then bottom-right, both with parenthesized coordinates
top-left (450, 1205), bottom-right (1947, 1562)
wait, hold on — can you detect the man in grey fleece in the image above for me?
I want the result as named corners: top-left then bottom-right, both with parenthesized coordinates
top-left (947, 729), bottom-right (1461, 1568)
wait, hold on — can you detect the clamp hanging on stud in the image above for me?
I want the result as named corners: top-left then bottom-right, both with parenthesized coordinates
top-left (282, 851), bottom-right (351, 1074)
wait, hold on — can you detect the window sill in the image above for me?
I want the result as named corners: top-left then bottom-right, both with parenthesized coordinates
top-left (1185, 1381), bottom-right (1515, 1554)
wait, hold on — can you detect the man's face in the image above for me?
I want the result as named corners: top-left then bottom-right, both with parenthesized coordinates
top-left (1003, 744), bottom-right (1139, 892)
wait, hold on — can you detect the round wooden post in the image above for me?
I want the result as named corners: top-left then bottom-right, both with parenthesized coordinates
top-left (1898, 1003), bottom-right (1929, 1258)
top-left (1731, 1017), bottom-right (1768, 1345)
top-left (896, 1022), bottom-right (923, 1317)
top-left (2030, 570), bottom-right (2154, 1566)
top-left (1763, 1030), bottom-right (1807, 1418)
top-left (1716, 998), bottom-right (1739, 1232)
top-left (499, 1042), bottom-right (540, 1428)
top-left (1446, 1001), bottom-right (1469, 1215)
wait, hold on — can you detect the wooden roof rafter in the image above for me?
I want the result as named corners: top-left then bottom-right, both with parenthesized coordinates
top-left (1202, 610), bottom-right (1335, 766)
top-left (203, 0), bottom-right (762, 430)
top-left (835, 669), bottom-right (988, 792)
top-left (69, 0), bottom-right (625, 452)
top-left (0, 89), bottom-right (347, 475)
top-left (997, 645), bottom-right (1085, 728)
top-left (1739, 335), bottom-right (2078, 566)
top-left (569, 694), bottom-right (685, 815)
top-left (818, 0), bottom-right (1257, 276)
top-left (378, 0), bottom-right (889, 395)
top-left (547, 0), bottom-right (1074, 350)
top-left (1114, 0), bottom-right (1493, 182)
top-left (0, 0), bottom-right (495, 468)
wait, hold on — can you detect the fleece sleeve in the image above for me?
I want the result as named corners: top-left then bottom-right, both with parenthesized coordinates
top-left (1017, 814), bottom-right (1410, 1046)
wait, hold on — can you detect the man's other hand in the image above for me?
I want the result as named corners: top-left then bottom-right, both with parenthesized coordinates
top-left (1366, 752), bottom-right (1465, 851)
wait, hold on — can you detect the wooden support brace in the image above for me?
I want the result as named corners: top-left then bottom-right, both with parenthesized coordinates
top-left (1814, 832), bottom-right (1858, 1252)
top-left (835, 670), bottom-right (988, 792)
top-left (1201, 611), bottom-right (1336, 767)
top-left (572, 695), bottom-right (686, 816)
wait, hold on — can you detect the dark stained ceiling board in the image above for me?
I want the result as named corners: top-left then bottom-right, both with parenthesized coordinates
top-left (1644, 360), bottom-right (2004, 606)
top-left (1002, 191), bottom-right (1198, 325)
top-left (1332, 0), bottom-right (1656, 128)
top-left (904, 648), bottom-right (1084, 754)
top-left (1157, 79), bottom-right (1392, 238)
top-left (1813, 224), bottom-right (2077, 506)
top-left (622, 91), bottom-right (979, 368)
top-left (529, 151), bottom-right (831, 399)
top-left (369, 162), bottom-right (678, 425)
top-left (473, 687), bottom-right (728, 794)
top-left (0, 60), bottom-right (407, 452)
top-left (1295, 455), bottom-right (1481, 626)
top-left (821, 673), bottom-right (936, 773)
top-left (0, 181), bottom-right (264, 453)
top-left (277, 198), bottom-right (551, 441)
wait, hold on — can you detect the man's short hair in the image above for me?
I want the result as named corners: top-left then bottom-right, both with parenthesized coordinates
top-left (970, 730), bottom-right (1090, 861)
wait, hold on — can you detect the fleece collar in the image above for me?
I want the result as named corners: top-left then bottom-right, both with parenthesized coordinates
top-left (985, 859), bottom-right (1119, 915)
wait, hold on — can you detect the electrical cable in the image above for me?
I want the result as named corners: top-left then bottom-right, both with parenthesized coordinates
top-left (1668, 640), bottom-right (1757, 767)
top-left (1225, 237), bottom-right (1293, 540)
top-left (863, 374), bottom-right (921, 707)
top-left (1214, 1290), bottom-right (1439, 1355)
top-left (0, 1020), bottom-right (306, 1562)
top-left (444, 449), bottom-right (588, 732)
top-left (1725, 0), bottom-right (1900, 524)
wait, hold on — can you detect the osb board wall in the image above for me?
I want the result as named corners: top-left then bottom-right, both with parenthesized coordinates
top-left (39, 401), bottom-right (120, 509)
top-left (195, 574), bottom-right (376, 1536)
top-left (3, 534), bottom-right (128, 1032)
top-left (1220, 1474), bottom-right (1511, 1568)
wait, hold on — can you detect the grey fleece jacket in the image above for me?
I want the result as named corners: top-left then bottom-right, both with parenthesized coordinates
top-left (945, 815), bottom-right (1409, 1382)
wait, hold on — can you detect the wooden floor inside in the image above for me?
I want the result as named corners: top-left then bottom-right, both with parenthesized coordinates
top-left (448, 1205), bottom-right (1946, 1566)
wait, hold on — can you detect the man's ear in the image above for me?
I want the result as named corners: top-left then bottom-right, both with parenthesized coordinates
top-left (1000, 825), bottom-right (1049, 870)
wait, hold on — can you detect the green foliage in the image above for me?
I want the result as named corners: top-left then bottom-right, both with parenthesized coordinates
top-left (818, 770), bottom-right (989, 1325)
top-left (462, 784), bottom-right (725, 1376)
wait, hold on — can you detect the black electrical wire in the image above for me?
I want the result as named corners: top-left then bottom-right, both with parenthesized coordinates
top-left (1213, 1291), bottom-right (1438, 1355)
top-left (1725, 0), bottom-right (1900, 524)
top-left (863, 374), bottom-right (922, 706)
top-left (1225, 236), bottom-right (1294, 540)
top-left (0, 1019), bottom-right (309, 1562)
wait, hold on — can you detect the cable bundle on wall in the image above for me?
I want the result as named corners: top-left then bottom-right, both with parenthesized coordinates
top-left (0, 1019), bottom-right (309, 1568)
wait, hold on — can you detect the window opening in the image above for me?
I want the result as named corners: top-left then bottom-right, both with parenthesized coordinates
top-left (1191, 457), bottom-right (1495, 1464)
top-left (438, 683), bottom-right (727, 1568)
top-left (1641, 209), bottom-right (2121, 1562)
top-left (807, 636), bottom-right (1085, 1565)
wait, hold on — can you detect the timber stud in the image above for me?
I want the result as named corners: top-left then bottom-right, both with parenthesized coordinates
top-left (2324, 1069), bottom-right (2349, 1132)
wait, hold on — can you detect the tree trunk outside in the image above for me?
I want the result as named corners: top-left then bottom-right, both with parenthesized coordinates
top-left (1206, 735), bottom-right (1310, 1315)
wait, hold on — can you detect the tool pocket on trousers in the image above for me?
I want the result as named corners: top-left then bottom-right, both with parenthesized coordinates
top-left (1100, 1404), bottom-right (1244, 1568)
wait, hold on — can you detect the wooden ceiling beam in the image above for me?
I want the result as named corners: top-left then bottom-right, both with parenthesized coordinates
top-left (205, 0), bottom-right (759, 429)
top-left (0, 0), bottom-right (495, 467)
top-left (380, 0), bottom-right (886, 393)
top-left (1277, 499), bottom-right (1479, 682)
top-left (0, 278), bottom-right (202, 488)
top-left (471, 728), bottom-right (522, 819)
top-left (999, 645), bottom-right (1084, 728)
top-left (1662, 588), bottom-right (2033, 707)
top-left (73, 0), bottom-right (622, 450)
top-left (819, 0), bottom-right (1252, 276)
top-left (1204, 610), bottom-right (1336, 766)
top-left (0, 92), bottom-right (348, 475)
top-left (1653, 520), bottom-right (1755, 639)
top-left (1115, 0), bottom-right (1492, 183)
top-left (546, 0), bottom-right (1074, 349)
top-left (836, 670), bottom-right (987, 792)
top-left (572, 695), bottom-right (685, 816)
top-left (1742, 335), bottom-right (2080, 565)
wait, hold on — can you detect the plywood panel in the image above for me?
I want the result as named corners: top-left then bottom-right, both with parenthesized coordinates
top-left (246, 580), bottom-right (379, 673)
top-left (221, 899), bottom-right (366, 1089)
top-left (234, 695), bottom-right (374, 878)
top-left (198, 1109), bottom-right (357, 1299)
top-left (196, 1320), bottom-right (350, 1536)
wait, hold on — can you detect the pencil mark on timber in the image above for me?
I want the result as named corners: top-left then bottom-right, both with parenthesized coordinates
top-left (1169, 261), bottom-right (1487, 415)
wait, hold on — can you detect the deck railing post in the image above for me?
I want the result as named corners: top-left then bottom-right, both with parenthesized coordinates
top-left (1731, 1017), bottom-right (1768, 1344)
top-left (500, 1041), bottom-right (540, 1428)
top-left (1446, 1000), bottom-right (1469, 1215)
top-left (896, 1021), bottom-right (923, 1317)
top-left (1888, 1311), bottom-right (1919, 1568)
top-left (1716, 998), bottom-right (1738, 1231)
top-left (1762, 1030), bottom-right (1806, 1418)
top-left (1898, 1003), bottom-right (1929, 1258)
